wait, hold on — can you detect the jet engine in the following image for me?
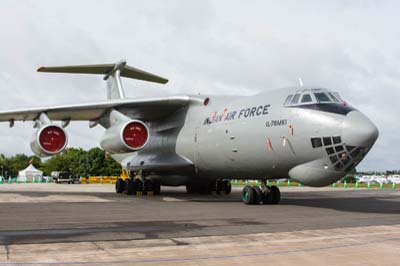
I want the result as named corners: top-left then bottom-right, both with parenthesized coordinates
top-left (30, 124), bottom-right (68, 157)
top-left (100, 120), bottom-right (149, 154)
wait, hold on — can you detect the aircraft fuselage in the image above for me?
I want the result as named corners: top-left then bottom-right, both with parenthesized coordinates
top-left (116, 87), bottom-right (378, 187)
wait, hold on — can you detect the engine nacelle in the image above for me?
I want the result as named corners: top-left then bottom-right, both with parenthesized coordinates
top-left (30, 125), bottom-right (68, 157)
top-left (100, 120), bottom-right (149, 154)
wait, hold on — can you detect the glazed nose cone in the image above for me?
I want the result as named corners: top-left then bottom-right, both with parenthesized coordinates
top-left (341, 111), bottom-right (379, 148)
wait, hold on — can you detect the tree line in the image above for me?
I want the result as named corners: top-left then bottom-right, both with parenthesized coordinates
top-left (0, 148), bottom-right (122, 178)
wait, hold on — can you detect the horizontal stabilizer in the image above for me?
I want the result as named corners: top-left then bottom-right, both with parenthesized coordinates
top-left (37, 60), bottom-right (168, 84)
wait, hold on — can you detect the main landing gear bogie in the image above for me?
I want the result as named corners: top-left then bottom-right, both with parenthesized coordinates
top-left (186, 179), bottom-right (232, 195)
top-left (242, 184), bottom-right (281, 205)
top-left (115, 178), bottom-right (161, 196)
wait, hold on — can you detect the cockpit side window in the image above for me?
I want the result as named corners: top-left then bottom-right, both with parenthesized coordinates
top-left (291, 94), bottom-right (301, 104)
top-left (314, 92), bottom-right (331, 103)
top-left (328, 92), bottom-right (340, 103)
top-left (301, 94), bottom-right (312, 103)
top-left (284, 95), bottom-right (293, 106)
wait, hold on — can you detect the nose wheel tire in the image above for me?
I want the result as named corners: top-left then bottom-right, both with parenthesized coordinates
top-left (242, 185), bottom-right (255, 204)
top-left (242, 184), bottom-right (280, 205)
top-left (252, 186), bottom-right (262, 204)
top-left (269, 185), bottom-right (281, 204)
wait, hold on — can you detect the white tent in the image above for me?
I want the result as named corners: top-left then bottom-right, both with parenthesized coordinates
top-left (18, 164), bottom-right (43, 182)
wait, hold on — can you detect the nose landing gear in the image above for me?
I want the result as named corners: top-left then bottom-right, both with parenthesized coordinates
top-left (242, 182), bottom-right (280, 205)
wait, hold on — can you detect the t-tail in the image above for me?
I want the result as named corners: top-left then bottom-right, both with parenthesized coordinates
top-left (37, 59), bottom-right (168, 100)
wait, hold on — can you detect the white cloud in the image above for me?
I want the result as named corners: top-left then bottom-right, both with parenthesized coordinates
top-left (0, 0), bottom-right (399, 171)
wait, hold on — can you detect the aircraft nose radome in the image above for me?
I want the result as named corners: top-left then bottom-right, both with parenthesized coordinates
top-left (341, 111), bottom-right (379, 148)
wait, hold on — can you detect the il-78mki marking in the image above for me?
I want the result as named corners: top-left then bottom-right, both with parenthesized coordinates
top-left (0, 59), bottom-right (378, 205)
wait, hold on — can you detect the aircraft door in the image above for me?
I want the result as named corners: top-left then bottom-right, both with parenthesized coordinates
top-left (194, 124), bottom-right (237, 172)
top-left (222, 123), bottom-right (239, 167)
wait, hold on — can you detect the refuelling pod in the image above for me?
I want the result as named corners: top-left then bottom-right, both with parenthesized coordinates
top-left (100, 120), bottom-right (149, 154)
top-left (30, 125), bottom-right (68, 157)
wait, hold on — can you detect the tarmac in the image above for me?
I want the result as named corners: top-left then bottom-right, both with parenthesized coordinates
top-left (0, 184), bottom-right (399, 265)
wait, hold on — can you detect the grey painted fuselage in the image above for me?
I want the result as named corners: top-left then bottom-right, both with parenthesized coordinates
top-left (116, 87), bottom-right (378, 187)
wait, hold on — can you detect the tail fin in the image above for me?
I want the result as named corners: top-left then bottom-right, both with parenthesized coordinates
top-left (105, 60), bottom-right (126, 99)
top-left (37, 59), bottom-right (168, 100)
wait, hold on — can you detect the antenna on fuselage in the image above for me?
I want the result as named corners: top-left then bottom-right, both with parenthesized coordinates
top-left (298, 78), bottom-right (304, 87)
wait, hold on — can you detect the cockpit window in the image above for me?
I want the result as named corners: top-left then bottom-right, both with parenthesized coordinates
top-left (328, 92), bottom-right (340, 103)
top-left (284, 95), bottom-right (293, 106)
top-left (301, 94), bottom-right (312, 103)
top-left (332, 92), bottom-right (343, 102)
top-left (291, 94), bottom-right (301, 104)
top-left (314, 92), bottom-right (331, 103)
top-left (283, 88), bottom-right (355, 115)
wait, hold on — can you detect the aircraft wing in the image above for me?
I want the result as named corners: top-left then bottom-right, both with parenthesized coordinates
top-left (0, 95), bottom-right (196, 122)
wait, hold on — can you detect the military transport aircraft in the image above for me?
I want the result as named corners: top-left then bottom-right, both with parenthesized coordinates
top-left (0, 60), bottom-right (379, 204)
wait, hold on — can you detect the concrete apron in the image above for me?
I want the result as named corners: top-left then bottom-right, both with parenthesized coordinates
top-left (1, 224), bottom-right (400, 265)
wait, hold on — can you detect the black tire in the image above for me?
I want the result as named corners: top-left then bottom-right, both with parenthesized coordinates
top-left (124, 179), bottom-right (134, 195)
top-left (221, 180), bottom-right (232, 195)
top-left (252, 186), bottom-right (262, 204)
top-left (143, 180), bottom-right (154, 194)
top-left (153, 180), bottom-right (161, 195)
top-left (270, 185), bottom-right (281, 204)
top-left (186, 184), bottom-right (194, 194)
top-left (115, 178), bottom-right (125, 194)
top-left (133, 179), bottom-right (143, 195)
top-left (242, 185), bottom-right (255, 204)
top-left (199, 183), bottom-right (211, 194)
top-left (207, 181), bottom-right (217, 195)
top-left (262, 187), bottom-right (273, 204)
top-left (215, 180), bottom-right (222, 195)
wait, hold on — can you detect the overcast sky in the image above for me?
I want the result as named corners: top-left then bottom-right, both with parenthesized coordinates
top-left (0, 1), bottom-right (399, 171)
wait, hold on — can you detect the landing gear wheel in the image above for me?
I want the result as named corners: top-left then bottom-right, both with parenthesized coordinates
top-left (221, 180), bottom-right (232, 195)
top-left (270, 185), bottom-right (281, 204)
top-left (252, 186), bottom-right (262, 204)
top-left (133, 179), bottom-right (143, 195)
top-left (242, 185), bottom-right (255, 204)
top-left (186, 184), bottom-right (194, 194)
top-left (199, 183), bottom-right (211, 194)
top-left (143, 180), bottom-right (154, 195)
top-left (124, 179), bottom-right (134, 195)
top-left (115, 178), bottom-right (125, 194)
top-left (215, 180), bottom-right (222, 195)
top-left (262, 188), bottom-right (273, 204)
top-left (153, 180), bottom-right (161, 195)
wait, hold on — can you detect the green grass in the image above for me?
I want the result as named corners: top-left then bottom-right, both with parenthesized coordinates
top-left (231, 180), bottom-right (398, 189)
